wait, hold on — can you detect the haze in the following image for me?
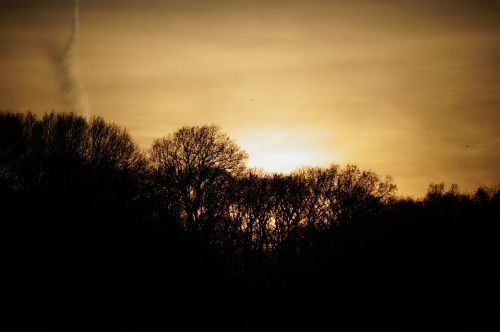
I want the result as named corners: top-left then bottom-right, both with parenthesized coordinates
top-left (1, 0), bottom-right (500, 196)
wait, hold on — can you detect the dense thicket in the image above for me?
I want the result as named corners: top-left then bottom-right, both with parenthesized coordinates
top-left (1, 112), bottom-right (499, 331)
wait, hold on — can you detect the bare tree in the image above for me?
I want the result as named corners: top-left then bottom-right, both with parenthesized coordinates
top-left (0, 112), bottom-right (146, 206)
top-left (150, 125), bottom-right (248, 232)
top-left (324, 164), bottom-right (396, 225)
top-left (235, 170), bottom-right (274, 257)
top-left (295, 166), bottom-right (339, 232)
top-left (267, 173), bottom-right (309, 263)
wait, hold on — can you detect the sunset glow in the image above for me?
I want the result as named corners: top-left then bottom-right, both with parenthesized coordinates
top-left (1, 0), bottom-right (499, 196)
top-left (235, 127), bottom-right (341, 173)
top-left (2, 2), bottom-right (500, 329)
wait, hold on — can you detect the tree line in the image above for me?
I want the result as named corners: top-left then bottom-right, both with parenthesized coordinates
top-left (1, 112), bottom-right (499, 331)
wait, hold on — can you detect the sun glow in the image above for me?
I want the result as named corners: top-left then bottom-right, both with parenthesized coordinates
top-left (235, 127), bottom-right (341, 173)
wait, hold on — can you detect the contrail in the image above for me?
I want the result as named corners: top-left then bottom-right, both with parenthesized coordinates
top-left (60, 0), bottom-right (89, 117)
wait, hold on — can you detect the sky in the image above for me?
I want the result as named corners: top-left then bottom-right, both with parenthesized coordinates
top-left (1, 0), bottom-right (500, 196)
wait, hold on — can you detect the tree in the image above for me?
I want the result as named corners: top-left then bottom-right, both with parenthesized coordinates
top-left (324, 164), bottom-right (396, 226)
top-left (150, 125), bottom-right (248, 232)
top-left (269, 173), bottom-right (308, 255)
top-left (235, 170), bottom-right (274, 257)
top-left (0, 112), bottom-right (40, 192)
top-left (0, 112), bottom-right (146, 210)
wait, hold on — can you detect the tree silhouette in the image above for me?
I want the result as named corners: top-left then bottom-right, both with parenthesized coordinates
top-left (1, 111), bottom-right (499, 331)
top-left (150, 125), bottom-right (248, 233)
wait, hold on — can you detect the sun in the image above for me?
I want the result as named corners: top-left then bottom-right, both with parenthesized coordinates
top-left (234, 127), bottom-right (340, 173)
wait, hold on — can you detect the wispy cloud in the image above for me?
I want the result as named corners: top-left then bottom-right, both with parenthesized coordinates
top-left (59, 0), bottom-right (89, 117)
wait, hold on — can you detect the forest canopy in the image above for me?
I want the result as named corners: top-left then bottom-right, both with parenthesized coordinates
top-left (1, 112), bottom-right (499, 331)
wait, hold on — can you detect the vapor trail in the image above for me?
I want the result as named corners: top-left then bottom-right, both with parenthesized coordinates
top-left (60, 0), bottom-right (89, 117)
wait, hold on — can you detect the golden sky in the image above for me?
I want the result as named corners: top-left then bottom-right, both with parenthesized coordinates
top-left (1, 0), bottom-right (500, 196)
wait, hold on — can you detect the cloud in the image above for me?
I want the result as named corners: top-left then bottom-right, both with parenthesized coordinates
top-left (59, 0), bottom-right (89, 117)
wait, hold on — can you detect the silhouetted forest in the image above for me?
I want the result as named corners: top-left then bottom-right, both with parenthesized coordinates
top-left (1, 112), bottom-right (499, 331)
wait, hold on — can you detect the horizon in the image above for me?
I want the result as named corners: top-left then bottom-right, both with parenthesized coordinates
top-left (2, 109), bottom-right (496, 200)
top-left (1, 0), bottom-right (499, 196)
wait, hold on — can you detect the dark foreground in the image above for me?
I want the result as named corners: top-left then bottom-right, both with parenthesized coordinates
top-left (1, 112), bottom-right (499, 331)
